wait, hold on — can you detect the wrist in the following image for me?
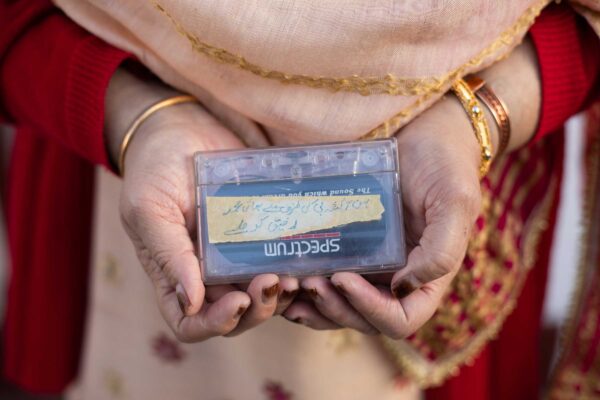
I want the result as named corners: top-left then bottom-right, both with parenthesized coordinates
top-left (476, 36), bottom-right (541, 152)
top-left (398, 95), bottom-right (483, 179)
top-left (104, 67), bottom-right (179, 168)
top-left (442, 95), bottom-right (486, 174)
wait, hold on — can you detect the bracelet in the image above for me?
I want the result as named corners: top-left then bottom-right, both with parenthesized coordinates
top-left (118, 94), bottom-right (199, 175)
top-left (450, 79), bottom-right (493, 179)
top-left (465, 76), bottom-right (511, 157)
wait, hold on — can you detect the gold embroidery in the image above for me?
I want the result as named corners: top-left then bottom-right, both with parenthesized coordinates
top-left (497, 147), bottom-right (531, 203)
top-left (152, 0), bottom-right (549, 97)
top-left (485, 152), bottom-right (512, 188)
top-left (363, 94), bottom-right (430, 139)
top-left (328, 329), bottom-right (360, 354)
top-left (547, 123), bottom-right (600, 400)
top-left (512, 155), bottom-right (544, 208)
top-left (104, 368), bottom-right (126, 398)
top-left (101, 252), bottom-right (123, 286)
top-left (553, 366), bottom-right (600, 400)
top-left (152, 0), bottom-right (550, 139)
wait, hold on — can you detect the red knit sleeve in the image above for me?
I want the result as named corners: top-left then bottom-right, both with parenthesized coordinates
top-left (529, 2), bottom-right (600, 141)
top-left (0, 1), bottom-right (131, 168)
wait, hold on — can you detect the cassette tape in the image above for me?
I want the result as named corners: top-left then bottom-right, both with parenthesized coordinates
top-left (194, 138), bottom-right (406, 284)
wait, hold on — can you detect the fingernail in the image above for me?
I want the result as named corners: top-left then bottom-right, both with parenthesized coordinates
top-left (262, 282), bottom-right (280, 303)
top-left (334, 284), bottom-right (347, 296)
top-left (235, 305), bottom-right (248, 319)
top-left (306, 288), bottom-right (319, 301)
top-left (176, 283), bottom-right (191, 314)
top-left (391, 276), bottom-right (419, 299)
top-left (281, 289), bottom-right (299, 301)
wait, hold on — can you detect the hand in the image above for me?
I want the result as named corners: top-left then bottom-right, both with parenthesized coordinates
top-left (120, 105), bottom-right (301, 341)
top-left (105, 69), bottom-right (299, 342)
top-left (284, 96), bottom-right (483, 338)
top-left (283, 37), bottom-right (541, 338)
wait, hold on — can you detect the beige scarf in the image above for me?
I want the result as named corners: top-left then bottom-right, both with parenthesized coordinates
top-left (53, 0), bottom-right (600, 387)
top-left (53, 0), bottom-right (597, 146)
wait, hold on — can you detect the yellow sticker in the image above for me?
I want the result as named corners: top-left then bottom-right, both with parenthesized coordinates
top-left (205, 195), bottom-right (384, 243)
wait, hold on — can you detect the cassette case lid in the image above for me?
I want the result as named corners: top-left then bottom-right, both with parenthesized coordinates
top-left (194, 138), bottom-right (405, 284)
top-left (195, 138), bottom-right (399, 186)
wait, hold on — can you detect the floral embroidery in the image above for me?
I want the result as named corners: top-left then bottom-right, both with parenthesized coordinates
top-left (152, 332), bottom-right (186, 362)
top-left (104, 368), bottom-right (126, 398)
top-left (328, 329), bottom-right (359, 353)
top-left (263, 381), bottom-right (293, 400)
top-left (101, 252), bottom-right (122, 285)
top-left (393, 374), bottom-right (412, 390)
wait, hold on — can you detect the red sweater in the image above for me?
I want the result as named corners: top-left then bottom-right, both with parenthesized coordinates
top-left (0, 0), bottom-right (599, 396)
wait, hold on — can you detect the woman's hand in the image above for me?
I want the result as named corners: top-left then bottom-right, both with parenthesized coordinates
top-left (284, 37), bottom-right (541, 338)
top-left (284, 96), bottom-right (483, 338)
top-left (105, 69), bottom-right (299, 342)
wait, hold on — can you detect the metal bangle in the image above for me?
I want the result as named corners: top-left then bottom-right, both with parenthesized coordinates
top-left (465, 76), bottom-right (511, 157)
top-left (118, 95), bottom-right (198, 175)
top-left (451, 79), bottom-right (493, 179)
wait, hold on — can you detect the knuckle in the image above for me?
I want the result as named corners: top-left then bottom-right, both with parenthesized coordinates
top-left (120, 192), bottom-right (153, 228)
top-left (152, 248), bottom-right (196, 281)
top-left (120, 183), bottom-right (180, 228)
top-left (362, 326), bottom-right (380, 336)
top-left (327, 307), bottom-right (347, 323)
top-left (325, 310), bottom-right (348, 326)
top-left (316, 298), bottom-right (345, 322)
top-left (211, 321), bottom-right (236, 336)
top-left (362, 300), bottom-right (385, 322)
top-left (426, 248), bottom-right (457, 278)
top-left (253, 306), bottom-right (276, 322)
top-left (172, 328), bottom-right (194, 344)
top-left (448, 184), bottom-right (482, 217)
top-left (386, 327), bottom-right (407, 340)
top-left (153, 249), bottom-right (174, 273)
top-left (364, 297), bottom-right (395, 327)
top-left (380, 300), bottom-right (409, 340)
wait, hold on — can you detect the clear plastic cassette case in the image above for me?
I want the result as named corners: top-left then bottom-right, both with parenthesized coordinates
top-left (194, 138), bottom-right (406, 284)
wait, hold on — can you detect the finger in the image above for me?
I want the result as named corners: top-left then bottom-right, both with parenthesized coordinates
top-left (121, 196), bottom-right (204, 316)
top-left (236, 282), bottom-right (251, 291)
top-left (301, 276), bottom-right (378, 335)
top-left (283, 300), bottom-right (342, 330)
top-left (391, 186), bottom-right (480, 298)
top-left (159, 283), bottom-right (251, 342)
top-left (363, 272), bottom-right (394, 286)
top-left (237, 277), bottom-right (299, 314)
top-left (332, 272), bottom-right (451, 339)
top-left (225, 274), bottom-right (279, 337)
top-left (275, 276), bottom-right (300, 315)
top-left (205, 284), bottom-right (238, 303)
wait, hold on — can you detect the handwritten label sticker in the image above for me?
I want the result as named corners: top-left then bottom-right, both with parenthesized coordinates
top-left (205, 195), bottom-right (384, 244)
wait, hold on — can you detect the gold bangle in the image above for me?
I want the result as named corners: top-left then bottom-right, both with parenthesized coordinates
top-left (450, 79), bottom-right (493, 179)
top-left (464, 75), bottom-right (511, 157)
top-left (118, 94), bottom-right (198, 175)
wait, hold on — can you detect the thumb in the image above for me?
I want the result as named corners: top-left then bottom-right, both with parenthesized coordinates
top-left (121, 197), bottom-right (204, 316)
top-left (391, 187), bottom-right (480, 299)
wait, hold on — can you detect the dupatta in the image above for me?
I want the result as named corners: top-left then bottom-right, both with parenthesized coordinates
top-left (52, 0), bottom-right (600, 395)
